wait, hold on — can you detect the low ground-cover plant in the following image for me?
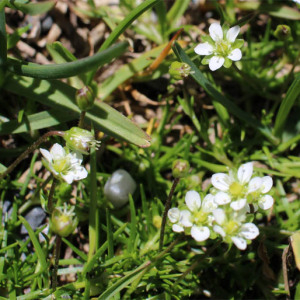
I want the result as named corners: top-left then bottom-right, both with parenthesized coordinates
top-left (0, 0), bottom-right (300, 299)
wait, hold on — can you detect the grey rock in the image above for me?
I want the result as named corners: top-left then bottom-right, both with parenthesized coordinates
top-left (21, 207), bottom-right (46, 235)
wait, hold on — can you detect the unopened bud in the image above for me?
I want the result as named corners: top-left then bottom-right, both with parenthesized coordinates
top-left (64, 127), bottom-right (100, 155)
top-left (153, 215), bottom-right (162, 229)
top-left (76, 86), bottom-right (95, 111)
top-left (169, 61), bottom-right (192, 80)
top-left (51, 204), bottom-right (78, 237)
top-left (172, 159), bottom-right (190, 178)
top-left (104, 169), bottom-right (137, 208)
top-left (274, 25), bottom-right (291, 41)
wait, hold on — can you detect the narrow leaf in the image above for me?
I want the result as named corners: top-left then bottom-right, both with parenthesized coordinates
top-left (291, 232), bottom-right (300, 271)
top-left (7, 1), bottom-right (56, 16)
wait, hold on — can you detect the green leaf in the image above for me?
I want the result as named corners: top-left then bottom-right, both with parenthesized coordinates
top-left (200, 35), bottom-right (214, 45)
top-left (7, 24), bottom-right (31, 50)
top-left (232, 39), bottom-right (244, 49)
top-left (7, 1), bottom-right (55, 16)
top-left (166, 0), bottom-right (190, 30)
top-left (172, 42), bottom-right (278, 144)
top-left (19, 216), bottom-right (48, 272)
top-left (7, 41), bottom-right (128, 79)
top-left (223, 57), bottom-right (232, 68)
top-left (4, 75), bottom-right (151, 147)
top-left (291, 232), bottom-right (300, 271)
top-left (273, 74), bottom-right (300, 137)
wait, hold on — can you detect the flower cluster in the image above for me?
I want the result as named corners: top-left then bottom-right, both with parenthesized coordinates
top-left (168, 162), bottom-right (274, 250)
top-left (194, 22), bottom-right (244, 71)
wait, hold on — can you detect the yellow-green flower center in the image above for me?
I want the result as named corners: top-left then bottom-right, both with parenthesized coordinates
top-left (229, 182), bottom-right (243, 196)
top-left (53, 158), bottom-right (70, 174)
top-left (224, 220), bottom-right (239, 235)
top-left (192, 211), bottom-right (207, 224)
top-left (215, 40), bottom-right (230, 56)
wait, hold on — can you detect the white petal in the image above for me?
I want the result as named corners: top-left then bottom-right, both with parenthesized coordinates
top-left (209, 23), bottom-right (223, 41)
top-left (50, 143), bottom-right (65, 159)
top-left (62, 174), bottom-right (74, 184)
top-left (209, 56), bottom-right (225, 71)
top-left (72, 166), bottom-right (88, 181)
top-left (230, 198), bottom-right (247, 211)
top-left (228, 48), bottom-right (242, 61)
top-left (248, 177), bottom-right (262, 193)
top-left (258, 195), bottom-right (274, 210)
top-left (172, 224), bottom-right (184, 233)
top-left (191, 226), bottom-right (210, 242)
top-left (185, 190), bottom-right (201, 212)
top-left (237, 162), bottom-right (253, 184)
top-left (202, 194), bottom-right (218, 212)
top-left (168, 208), bottom-right (181, 223)
top-left (40, 148), bottom-right (52, 163)
top-left (180, 210), bottom-right (193, 227)
top-left (261, 176), bottom-right (273, 193)
top-left (213, 208), bottom-right (226, 225)
top-left (226, 25), bottom-right (240, 43)
top-left (231, 236), bottom-right (247, 250)
top-left (240, 223), bottom-right (259, 239)
top-left (194, 42), bottom-right (214, 55)
top-left (211, 173), bottom-right (231, 191)
top-left (213, 224), bottom-right (226, 237)
top-left (215, 192), bottom-right (231, 205)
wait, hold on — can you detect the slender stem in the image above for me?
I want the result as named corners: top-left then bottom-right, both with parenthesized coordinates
top-left (173, 240), bottom-right (222, 287)
top-left (0, 6), bottom-right (7, 66)
top-left (47, 178), bottom-right (57, 214)
top-left (282, 245), bottom-right (291, 298)
top-left (159, 178), bottom-right (180, 251)
top-left (52, 235), bottom-right (62, 291)
top-left (78, 111), bottom-right (86, 128)
top-left (0, 131), bottom-right (65, 180)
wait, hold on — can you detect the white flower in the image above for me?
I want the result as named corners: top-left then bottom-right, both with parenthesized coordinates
top-left (104, 169), bottom-right (137, 208)
top-left (212, 162), bottom-right (253, 210)
top-left (40, 143), bottom-right (88, 184)
top-left (168, 208), bottom-right (185, 232)
top-left (194, 22), bottom-right (244, 71)
top-left (213, 208), bottom-right (259, 250)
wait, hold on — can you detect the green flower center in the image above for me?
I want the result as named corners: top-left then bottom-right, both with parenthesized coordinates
top-left (192, 211), bottom-right (207, 224)
top-left (53, 158), bottom-right (70, 174)
top-left (215, 40), bottom-right (231, 56)
top-left (224, 220), bottom-right (239, 235)
top-left (229, 182), bottom-right (243, 196)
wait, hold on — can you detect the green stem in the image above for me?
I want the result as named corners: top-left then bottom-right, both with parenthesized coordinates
top-left (47, 178), bottom-right (57, 214)
top-left (0, 130), bottom-right (65, 180)
top-left (0, 6), bottom-right (7, 66)
top-left (78, 111), bottom-right (86, 128)
top-left (173, 240), bottom-right (222, 287)
top-left (52, 235), bottom-right (62, 291)
top-left (159, 177), bottom-right (180, 251)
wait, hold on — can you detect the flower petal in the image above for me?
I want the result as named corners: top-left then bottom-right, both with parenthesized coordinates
top-left (248, 177), bottom-right (262, 193)
top-left (213, 224), bottom-right (226, 237)
top-left (258, 195), bottom-right (274, 210)
top-left (172, 224), bottom-right (184, 232)
top-left (209, 56), bottom-right (225, 71)
top-left (211, 173), bottom-right (231, 191)
top-left (50, 143), bottom-right (65, 159)
top-left (40, 148), bottom-right (52, 163)
top-left (209, 23), bottom-right (223, 41)
top-left (168, 208), bottom-right (181, 223)
top-left (215, 192), bottom-right (231, 205)
top-left (261, 176), bottom-right (273, 193)
top-left (62, 173), bottom-right (74, 184)
top-left (180, 210), bottom-right (193, 227)
top-left (202, 194), bottom-right (218, 212)
top-left (185, 190), bottom-right (201, 212)
top-left (228, 48), bottom-right (242, 61)
top-left (213, 208), bottom-right (226, 225)
top-left (226, 25), bottom-right (240, 43)
top-left (230, 198), bottom-right (247, 211)
top-left (237, 162), bottom-right (253, 184)
top-left (231, 236), bottom-right (247, 250)
top-left (194, 42), bottom-right (214, 55)
top-left (240, 223), bottom-right (259, 239)
top-left (191, 226), bottom-right (210, 242)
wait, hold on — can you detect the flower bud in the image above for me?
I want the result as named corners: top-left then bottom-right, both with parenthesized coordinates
top-left (51, 204), bottom-right (78, 237)
top-left (169, 61), bottom-right (192, 80)
top-left (153, 215), bottom-right (162, 229)
top-left (64, 127), bottom-right (100, 155)
top-left (172, 159), bottom-right (190, 178)
top-left (75, 86), bottom-right (95, 111)
top-left (274, 25), bottom-right (291, 41)
top-left (104, 169), bottom-right (137, 208)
